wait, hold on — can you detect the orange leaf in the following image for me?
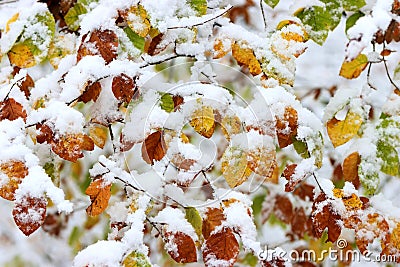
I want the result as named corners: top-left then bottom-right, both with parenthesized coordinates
top-left (85, 178), bottom-right (112, 216)
top-left (141, 131), bottom-right (166, 165)
top-left (0, 98), bottom-right (27, 121)
top-left (13, 195), bottom-right (47, 236)
top-left (276, 106), bottom-right (298, 148)
top-left (283, 163), bottom-right (298, 192)
top-left (291, 207), bottom-right (312, 239)
top-left (111, 74), bottom-right (137, 104)
top-left (202, 207), bottom-right (225, 239)
top-left (354, 213), bottom-right (389, 253)
top-left (326, 111), bottom-right (363, 147)
top-left (232, 42), bottom-right (262, 76)
top-left (342, 152), bottom-right (360, 188)
top-left (0, 160), bottom-right (28, 201)
top-left (79, 81), bottom-right (102, 103)
top-left (51, 133), bottom-right (94, 162)
top-left (77, 29), bottom-right (118, 64)
top-left (202, 227), bottom-right (239, 267)
top-left (165, 231), bottom-right (197, 263)
top-left (12, 67), bottom-right (34, 99)
top-left (89, 125), bottom-right (108, 149)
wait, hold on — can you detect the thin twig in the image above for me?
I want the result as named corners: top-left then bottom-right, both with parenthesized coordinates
top-left (108, 124), bottom-right (117, 153)
top-left (140, 53), bottom-right (195, 68)
top-left (167, 6), bottom-right (233, 30)
top-left (260, 0), bottom-right (267, 31)
top-left (3, 77), bottom-right (24, 101)
top-left (114, 176), bottom-right (145, 192)
top-left (312, 173), bottom-right (324, 194)
top-left (145, 217), bottom-right (166, 241)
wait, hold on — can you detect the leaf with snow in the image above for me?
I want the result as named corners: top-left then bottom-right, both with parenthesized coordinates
top-left (264, 0), bottom-right (280, 8)
top-left (89, 125), bottom-right (108, 149)
top-left (202, 227), bottom-right (239, 267)
top-left (232, 42), bottom-right (262, 76)
top-left (202, 207), bottom-right (225, 240)
top-left (221, 146), bottom-right (252, 188)
top-left (51, 133), bottom-right (94, 162)
top-left (122, 251), bottom-right (151, 267)
top-left (165, 231), bottom-right (197, 263)
top-left (377, 140), bottom-right (399, 176)
top-left (190, 105), bottom-right (215, 138)
top-left (0, 98), bottom-right (27, 122)
top-left (275, 106), bottom-right (298, 148)
top-left (0, 160), bottom-right (28, 201)
top-left (327, 111), bottom-right (363, 147)
top-left (77, 29), bottom-right (118, 64)
top-left (13, 194), bottom-right (47, 236)
top-left (112, 74), bottom-right (137, 105)
top-left (141, 130), bottom-right (167, 165)
top-left (85, 178), bottom-right (112, 216)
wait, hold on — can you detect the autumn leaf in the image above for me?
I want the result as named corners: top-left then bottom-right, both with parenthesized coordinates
top-left (342, 152), bottom-right (361, 188)
top-left (247, 146), bottom-right (277, 177)
top-left (141, 131), bottom-right (166, 164)
top-left (0, 160), bottom-right (28, 201)
top-left (89, 125), bottom-right (108, 149)
top-left (77, 29), bottom-right (118, 64)
top-left (7, 43), bottom-right (36, 68)
top-left (0, 98), bottom-right (27, 121)
top-left (354, 213), bottom-right (389, 253)
top-left (221, 146), bottom-right (252, 188)
top-left (232, 42), bottom-right (262, 75)
top-left (273, 194), bottom-right (293, 224)
top-left (122, 251), bottom-right (151, 267)
top-left (293, 183), bottom-right (315, 201)
top-left (185, 207), bottom-right (203, 239)
top-left (190, 105), bottom-right (215, 138)
top-left (202, 207), bottom-right (225, 239)
top-left (78, 81), bottom-right (102, 103)
top-left (213, 38), bottom-right (232, 59)
top-left (13, 195), bottom-right (47, 236)
top-left (220, 115), bottom-right (242, 141)
top-left (52, 133), bottom-right (94, 162)
top-left (327, 111), bottom-right (363, 147)
top-left (12, 67), bottom-right (34, 98)
top-left (165, 231), bottom-right (197, 263)
top-left (311, 193), bottom-right (342, 242)
top-left (125, 5), bottom-right (151, 37)
top-left (282, 163), bottom-right (298, 192)
top-left (339, 54), bottom-right (368, 79)
top-left (112, 74), bottom-right (137, 104)
top-left (85, 178), bottom-right (112, 216)
top-left (276, 106), bottom-right (298, 148)
top-left (291, 207), bottom-right (312, 239)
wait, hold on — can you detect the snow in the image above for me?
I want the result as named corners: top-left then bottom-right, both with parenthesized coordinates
top-left (73, 240), bottom-right (126, 267)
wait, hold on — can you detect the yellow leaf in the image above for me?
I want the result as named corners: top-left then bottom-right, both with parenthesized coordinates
top-left (221, 146), bottom-right (252, 188)
top-left (213, 38), bottom-right (231, 59)
top-left (89, 125), bottom-right (108, 149)
top-left (190, 105), bottom-right (215, 138)
top-left (220, 115), bottom-right (242, 141)
top-left (180, 132), bottom-right (190, 143)
top-left (339, 54), bottom-right (368, 79)
top-left (7, 43), bottom-right (36, 68)
top-left (6, 13), bottom-right (19, 33)
top-left (232, 42), bottom-right (262, 76)
top-left (327, 111), bottom-right (363, 147)
top-left (247, 146), bottom-right (276, 177)
top-left (391, 223), bottom-right (400, 250)
top-left (48, 34), bottom-right (74, 69)
top-left (127, 5), bottom-right (151, 37)
top-left (333, 188), bottom-right (363, 211)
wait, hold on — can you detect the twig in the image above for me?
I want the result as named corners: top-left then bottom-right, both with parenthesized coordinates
top-left (167, 7), bottom-right (233, 30)
top-left (140, 53), bottom-right (195, 68)
top-left (3, 77), bottom-right (24, 101)
top-left (312, 173), bottom-right (325, 194)
top-left (108, 124), bottom-right (117, 153)
top-left (382, 57), bottom-right (400, 91)
top-left (145, 217), bottom-right (166, 241)
top-left (114, 176), bottom-right (145, 193)
top-left (367, 62), bottom-right (377, 90)
top-left (165, 195), bottom-right (186, 208)
top-left (260, 0), bottom-right (267, 31)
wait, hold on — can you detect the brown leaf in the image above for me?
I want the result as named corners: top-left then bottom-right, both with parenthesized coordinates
top-left (202, 227), bottom-right (239, 267)
top-left (12, 67), bottom-right (34, 98)
top-left (0, 160), bottom-right (28, 201)
top-left (112, 74), bottom-right (137, 104)
top-left (385, 20), bottom-right (400, 43)
top-left (78, 81), bottom-right (102, 103)
top-left (165, 231), bottom-right (197, 263)
top-left (311, 193), bottom-right (342, 242)
top-left (291, 207), bottom-right (308, 239)
top-left (283, 163), bottom-right (298, 192)
top-left (342, 152), bottom-right (360, 188)
top-left (355, 213), bottom-right (389, 253)
top-left (52, 133), bottom-right (94, 162)
top-left (276, 106), bottom-right (298, 148)
top-left (141, 131), bottom-right (166, 165)
top-left (202, 207), bottom-right (225, 239)
top-left (293, 183), bottom-right (314, 201)
top-left (36, 123), bottom-right (54, 144)
top-left (77, 29), bottom-right (118, 64)
top-left (0, 98), bottom-right (27, 121)
top-left (146, 33), bottom-right (165, 56)
top-left (85, 178), bottom-right (112, 216)
top-left (13, 195), bottom-right (47, 236)
top-left (274, 195), bottom-right (293, 224)
top-left (173, 95), bottom-right (184, 111)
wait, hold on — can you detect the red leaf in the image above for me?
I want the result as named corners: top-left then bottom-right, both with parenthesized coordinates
top-left (79, 81), bottom-right (102, 103)
top-left (202, 207), bottom-right (225, 239)
top-left (275, 106), bottom-right (298, 148)
top-left (293, 183), bottom-right (315, 201)
top-left (165, 231), bottom-right (197, 263)
top-left (51, 133), bottom-right (94, 162)
top-left (0, 98), bottom-right (27, 121)
top-left (283, 163), bottom-right (298, 192)
top-left (202, 227), bottom-right (239, 267)
top-left (13, 195), bottom-right (47, 236)
top-left (273, 195), bottom-right (293, 224)
top-left (141, 131), bottom-right (166, 164)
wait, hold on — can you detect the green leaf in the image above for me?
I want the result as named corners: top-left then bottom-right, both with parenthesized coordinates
top-left (160, 93), bottom-right (174, 112)
top-left (185, 207), bottom-right (202, 238)
top-left (65, 3), bottom-right (87, 31)
top-left (188, 0), bottom-right (207, 15)
top-left (377, 117), bottom-right (400, 146)
top-left (345, 11), bottom-right (365, 34)
top-left (241, 253), bottom-right (258, 267)
top-left (264, 0), bottom-right (280, 8)
top-left (123, 251), bottom-right (151, 267)
top-left (123, 27), bottom-right (145, 52)
top-left (295, 0), bottom-right (341, 45)
top-left (251, 194), bottom-right (266, 217)
top-left (342, 0), bottom-right (366, 11)
top-left (359, 158), bottom-right (379, 195)
top-left (377, 141), bottom-right (399, 176)
top-left (394, 62), bottom-right (400, 81)
top-left (292, 137), bottom-right (310, 159)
